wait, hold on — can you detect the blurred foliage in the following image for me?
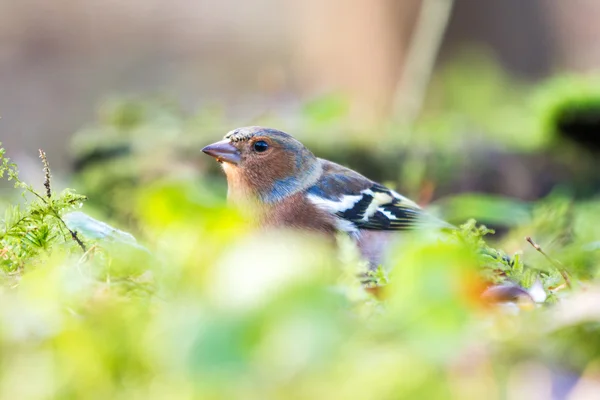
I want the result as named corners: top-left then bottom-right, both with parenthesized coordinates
top-left (422, 50), bottom-right (542, 150)
top-left (1, 54), bottom-right (600, 398)
top-left (533, 74), bottom-right (600, 150)
top-left (2, 135), bottom-right (600, 399)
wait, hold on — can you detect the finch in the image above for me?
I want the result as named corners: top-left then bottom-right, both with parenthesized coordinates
top-left (202, 126), bottom-right (450, 267)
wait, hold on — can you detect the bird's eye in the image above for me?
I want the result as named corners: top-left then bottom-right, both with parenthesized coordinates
top-left (253, 140), bottom-right (269, 153)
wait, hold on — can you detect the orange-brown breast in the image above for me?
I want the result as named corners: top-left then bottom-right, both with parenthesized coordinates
top-left (260, 192), bottom-right (338, 236)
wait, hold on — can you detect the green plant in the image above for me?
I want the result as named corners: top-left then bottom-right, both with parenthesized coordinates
top-left (0, 146), bottom-right (87, 276)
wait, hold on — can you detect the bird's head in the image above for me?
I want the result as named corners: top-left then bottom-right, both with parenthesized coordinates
top-left (202, 127), bottom-right (321, 203)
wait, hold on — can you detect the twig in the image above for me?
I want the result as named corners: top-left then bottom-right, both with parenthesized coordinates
top-left (70, 230), bottom-right (87, 252)
top-left (393, 0), bottom-right (455, 124)
top-left (526, 236), bottom-right (572, 289)
top-left (38, 149), bottom-right (52, 199)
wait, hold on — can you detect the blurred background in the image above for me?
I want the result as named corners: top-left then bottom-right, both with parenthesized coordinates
top-left (2, 0), bottom-right (599, 185)
top-left (3, 0), bottom-right (598, 153)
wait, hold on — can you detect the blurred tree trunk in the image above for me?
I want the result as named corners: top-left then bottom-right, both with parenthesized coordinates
top-left (291, 0), bottom-right (422, 124)
top-left (545, 1), bottom-right (600, 73)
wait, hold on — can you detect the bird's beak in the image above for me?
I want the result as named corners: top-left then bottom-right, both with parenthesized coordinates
top-left (202, 140), bottom-right (241, 165)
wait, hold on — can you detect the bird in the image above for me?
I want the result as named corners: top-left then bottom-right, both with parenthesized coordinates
top-left (202, 126), bottom-right (451, 268)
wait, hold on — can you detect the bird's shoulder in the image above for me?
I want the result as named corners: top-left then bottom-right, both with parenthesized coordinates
top-left (308, 159), bottom-right (374, 197)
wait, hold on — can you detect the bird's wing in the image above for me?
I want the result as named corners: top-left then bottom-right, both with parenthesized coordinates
top-left (306, 159), bottom-right (450, 233)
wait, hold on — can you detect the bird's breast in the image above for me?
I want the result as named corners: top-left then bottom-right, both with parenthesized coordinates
top-left (261, 192), bottom-right (338, 236)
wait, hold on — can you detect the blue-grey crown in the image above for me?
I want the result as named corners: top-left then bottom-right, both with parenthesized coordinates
top-left (225, 126), bottom-right (292, 143)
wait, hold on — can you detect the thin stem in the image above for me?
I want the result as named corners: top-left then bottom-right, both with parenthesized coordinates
top-left (38, 149), bottom-right (52, 199)
top-left (526, 236), bottom-right (572, 289)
